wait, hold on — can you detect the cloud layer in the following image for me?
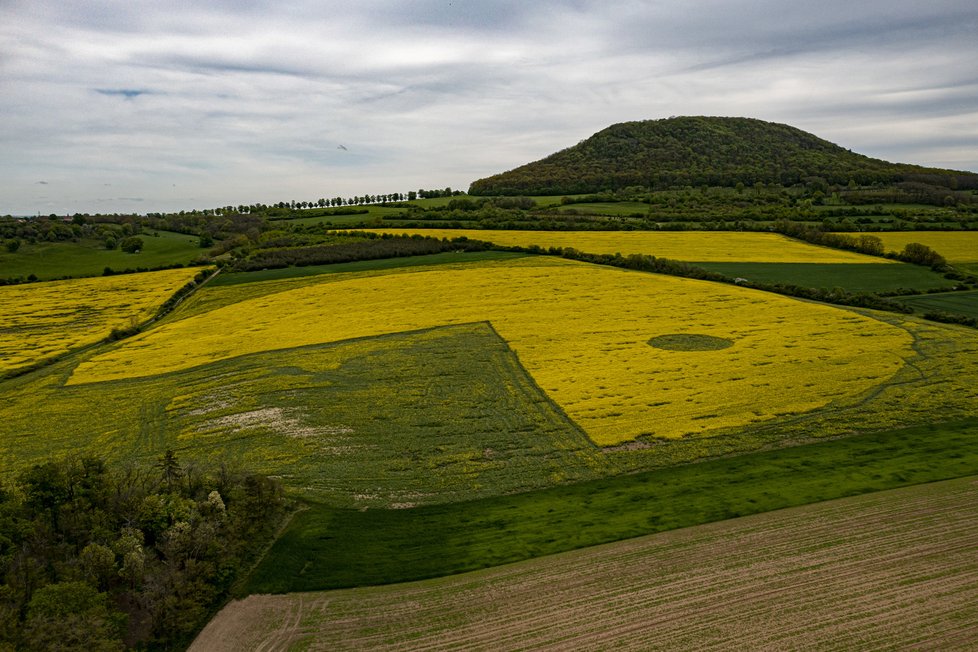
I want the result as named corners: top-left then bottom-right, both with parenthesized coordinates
top-left (2, 0), bottom-right (977, 214)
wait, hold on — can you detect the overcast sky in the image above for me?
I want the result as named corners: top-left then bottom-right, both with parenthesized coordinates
top-left (2, 0), bottom-right (977, 215)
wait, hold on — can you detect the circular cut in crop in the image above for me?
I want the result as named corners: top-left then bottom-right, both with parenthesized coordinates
top-left (648, 333), bottom-right (734, 351)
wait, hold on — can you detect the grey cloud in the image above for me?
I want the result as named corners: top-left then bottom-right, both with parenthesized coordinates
top-left (1, 0), bottom-right (976, 215)
top-left (95, 88), bottom-right (153, 98)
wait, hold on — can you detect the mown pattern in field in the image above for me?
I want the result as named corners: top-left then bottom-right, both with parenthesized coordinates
top-left (363, 228), bottom-right (893, 263)
top-left (895, 290), bottom-right (978, 319)
top-left (0, 323), bottom-right (600, 507)
top-left (0, 267), bottom-right (201, 374)
top-left (194, 475), bottom-right (978, 651)
top-left (67, 257), bottom-right (913, 445)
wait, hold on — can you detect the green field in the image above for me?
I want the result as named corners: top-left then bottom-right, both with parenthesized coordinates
top-left (0, 320), bottom-right (607, 507)
top-left (0, 229), bottom-right (206, 280)
top-left (244, 418), bottom-right (978, 593)
top-left (894, 289), bottom-right (978, 318)
top-left (695, 261), bottom-right (956, 293)
top-left (961, 263), bottom-right (978, 275)
top-left (209, 250), bottom-right (527, 286)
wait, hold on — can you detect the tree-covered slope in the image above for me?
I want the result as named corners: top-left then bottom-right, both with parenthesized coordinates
top-left (469, 116), bottom-right (978, 195)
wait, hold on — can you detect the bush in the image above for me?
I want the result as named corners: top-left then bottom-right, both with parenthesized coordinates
top-left (119, 236), bottom-right (143, 254)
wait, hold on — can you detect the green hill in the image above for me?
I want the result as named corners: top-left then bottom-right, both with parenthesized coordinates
top-left (468, 116), bottom-right (978, 195)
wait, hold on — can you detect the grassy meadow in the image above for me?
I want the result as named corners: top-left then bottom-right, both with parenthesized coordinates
top-left (895, 289), bottom-right (978, 318)
top-left (0, 229), bottom-right (206, 280)
top-left (694, 261), bottom-right (953, 292)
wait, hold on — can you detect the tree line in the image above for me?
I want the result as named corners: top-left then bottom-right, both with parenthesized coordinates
top-left (227, 232), bottom-right (491, 272)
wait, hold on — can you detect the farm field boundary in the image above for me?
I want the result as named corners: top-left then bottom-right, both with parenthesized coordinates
top-left (694, 261), bottom-right (953, 292)
top-left (867, 231), bottom-right (978, 269)
top-left (0, 267), bottom-right (204, 376)
top-left (0, 322), bottom-right (603, 506)
top-left (360, 228), bottom-right (896, 263)
top-left (895, 289), bottom-right (978, 319)
top-left (209, 250), bottom-right (527, 286)
top-left (64, 257), bottom-right (915, 446)
top-left (0, 229), bottom-right (206, 280)
top-left (359, 228), bottom-right (955, 293)
top-left (244, 418), bottom-right (978, 593)
top-left (200, 474), bottom-right (978, 651)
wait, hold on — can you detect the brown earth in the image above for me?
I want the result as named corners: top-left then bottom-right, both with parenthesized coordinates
top-left (191, 476), bottom-right (978, 651)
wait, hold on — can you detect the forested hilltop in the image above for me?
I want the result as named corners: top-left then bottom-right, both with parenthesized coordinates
top-left (469, 116), bottom-right (978, 195)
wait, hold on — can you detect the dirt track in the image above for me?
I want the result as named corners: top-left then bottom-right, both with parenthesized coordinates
top-left (191, 476), bottom-right (978, 651)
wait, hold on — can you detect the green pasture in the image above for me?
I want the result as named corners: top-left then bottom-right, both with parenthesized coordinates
top-left (0, 230), bottom-right (205, 280)
top-left (894, 290), bottom-right (978, 319)
top-left (957, 263), bottom-right (978, 275)
top-left (245, 417), bottom-right (978, 593)
top-left (694, 262), bottom-right (956, 293)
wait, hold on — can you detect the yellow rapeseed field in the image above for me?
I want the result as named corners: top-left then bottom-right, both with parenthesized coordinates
top-left (0, 268), bottom-right (202, 374)
top-left (865, 232), bottom-right (978, 265)
top-left (362, 229), bottom-right (896, 263)
top-left (69, 258), bottom-right (912, 445)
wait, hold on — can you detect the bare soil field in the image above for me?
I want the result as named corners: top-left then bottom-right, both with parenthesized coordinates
top-left (193, 475), bottom-right (978, 651)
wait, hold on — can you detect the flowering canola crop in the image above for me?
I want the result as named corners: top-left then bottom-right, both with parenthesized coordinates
top-left (865, 232), bottom-right (978, 264)
top-left (363, 229), bottom-right (896, 263)
top-left (68, 258), bottom-right (912, 445)
top-left (0, 268), bottom-right (202, 374)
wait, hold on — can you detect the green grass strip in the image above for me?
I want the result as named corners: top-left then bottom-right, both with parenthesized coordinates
top-left (895, 290), bottom-right (978, 319)
top-left (694, 262), bottom-right (954, 293)
top-left (210, 251), bottom-right (527, 286)
top-left (245, 418), bottom-right (978, 594)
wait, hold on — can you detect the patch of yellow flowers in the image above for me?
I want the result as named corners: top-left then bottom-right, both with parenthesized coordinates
top-left (69, 258), bottom-right (912, 445)
top-left (0, 268), bottom-right (202, 374)
top-left (866, 232), bottom-right (978, 264)
top-left (363, 229), bottom-right (895, 263)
